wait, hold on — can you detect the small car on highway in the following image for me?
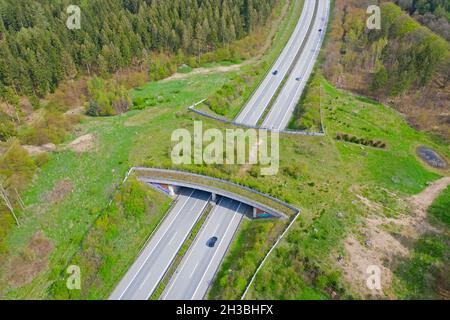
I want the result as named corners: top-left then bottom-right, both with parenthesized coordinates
top-left (206, 236), bottom-right (218, 248)
top-left (272, 70), bottom-right (278, 75)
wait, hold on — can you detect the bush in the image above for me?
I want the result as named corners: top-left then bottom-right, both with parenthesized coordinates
top-left (206, 71), bottom-right (253, 116)
top-left (86, 100), bottom-right (100, 117)
top-left (282, 163), bottom-right (304, 180)
top-left (34, 152), bottom-right (50, 168)
top-left (86, 76), bottom-right (131, 116)
top-left (335, 132), bottom-right (387, 149)
top-left (29, 95), bottom-right (42, 110)
top-left (0, 139), bottom-right (37, 192)
top-left (0, 114), bottom-right (16, 141)
top-left (148, 53), bottom-right (177, 81)
top-left (19, 110), bottom-right (72, 145)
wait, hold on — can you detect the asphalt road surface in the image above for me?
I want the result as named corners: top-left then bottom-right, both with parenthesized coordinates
top-left (262, 0), bottom-right (330, 130)
top-left (109, 188), bottom-right (211, 300)
top-left (161, 197), bottom-right (250, 300)
top-left (234, 0), bottom-right (317, 126)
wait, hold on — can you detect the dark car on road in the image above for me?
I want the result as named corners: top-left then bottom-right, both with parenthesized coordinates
top-left (272, 70), bottom-right (278, 75)
top-left (206, 236), bottom-right (218, 248)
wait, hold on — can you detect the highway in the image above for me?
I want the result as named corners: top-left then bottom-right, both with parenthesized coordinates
top-left (109, 188), bottom-right (211, 300)
top-left (161, 197), bottom-right (250, 300)
top-left (108, 1), bottom-right (328, 300)
top-left (262, 0), bottom-right (330, 130)
top-left (234, 0), bottom-right (317, 126)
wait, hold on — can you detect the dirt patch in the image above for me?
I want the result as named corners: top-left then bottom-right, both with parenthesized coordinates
top-left (6, 231), bottom-right (53, 288)
top-left (409, 177), bottom-right (450, 213)
top-left (238, 140), bottom-right (263, 176)
top-left (354, 194), bottom-right (383, 212)
top-left (64, 106), bottom-right (85, 117)
top-left (163, 64), bottom-right (243, 82)
top-left (43, 178), bottom-right (73, 204)
top-left (23, 143), bottom-right (56, 156)
top-left (67, 133), bottom-right (96, 153)
top-left (342, 177), bottom-right (450, 298)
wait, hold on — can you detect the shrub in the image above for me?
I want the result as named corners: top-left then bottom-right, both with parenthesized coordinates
top-left (148, 53), bottom-right (177, 81)
top-left (29, 95), bottom-right (42, 110)
top-left (282, 163), bottom-right (304, 180)
top-left (0, 114), bottom-right (16, 141)
top-left (0, 140), bottom-right (37, 192)
top-left (335, 132), bottom-right (386, 149)
top-left (86, 76), bottom-right (131, 116)
top-left (19, 110), bottom-right (72, 145)
top-left (86, 100), bottom-right (100, 117)
top-left (34, 152), bottom-right (50, 168)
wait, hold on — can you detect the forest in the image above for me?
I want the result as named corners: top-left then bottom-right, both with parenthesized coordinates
top-left (0, 0), bottom-right (278, 262)
top-left (0, 0), bottom-right (275, 98)
top-left (395, 0), bottom-right (450, 40)
top-left (323, 0), bottom-right (450, 140)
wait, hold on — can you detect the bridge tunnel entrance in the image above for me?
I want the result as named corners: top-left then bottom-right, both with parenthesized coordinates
top-left (147, 182), bottom-right (278, 220)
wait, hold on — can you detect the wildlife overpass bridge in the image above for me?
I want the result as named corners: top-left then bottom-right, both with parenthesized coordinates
top-left (131, 167), bottom-right (298, 220)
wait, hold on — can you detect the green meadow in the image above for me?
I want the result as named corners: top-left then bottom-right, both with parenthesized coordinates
top-left (1, 63), bottom-right (447, 299)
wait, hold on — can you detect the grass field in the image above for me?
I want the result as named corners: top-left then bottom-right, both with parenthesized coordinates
top-left (428, 186), bottom-right (450, 227)
top-left (392, 185), bottom-right (450, 299)
top-left (1, 68), bottom-right (447, 299)
top-left (0, 72), bottom-right (231, 299)
top-left (1, 0), bottom-right (448, 300)
top-left (210, 78), bottom-right (449, 299)
top-left (0, 0), bottom-right (307, 299)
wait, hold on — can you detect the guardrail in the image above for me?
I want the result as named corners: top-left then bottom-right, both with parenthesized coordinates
top-left (189, 100), bottom-right (326, 137)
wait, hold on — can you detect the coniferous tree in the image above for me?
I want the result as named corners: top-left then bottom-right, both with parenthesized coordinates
top-left (0, 0), bottom-right (277, 98)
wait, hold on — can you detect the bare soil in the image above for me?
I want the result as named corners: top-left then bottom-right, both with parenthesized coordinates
top-left (342, 177), bottom-right (450, 298)
top-left (6, 231), bottom-right (53, 288)
top-left (23, 143), bottom-right (56, 156)
top-left (43, 178), bottom-right (73, 204)
top-left (238, 140), bottom-right (263, 176)
top-left (163, 64), bottom-right (243, 82)
top-left (67, 133), bottom-right (96, 153)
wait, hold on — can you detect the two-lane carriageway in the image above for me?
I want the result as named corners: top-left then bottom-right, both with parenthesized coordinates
top-left (109, 188), bottom-right (211, 300)
top-left (161, 197), bottom-right (251, 300)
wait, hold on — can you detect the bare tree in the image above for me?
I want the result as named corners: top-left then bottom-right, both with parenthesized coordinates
top-left (0, 182), bottom-right (20, 227)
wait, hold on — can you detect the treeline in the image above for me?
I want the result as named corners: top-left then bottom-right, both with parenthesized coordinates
top-left (371, 3), bottom-right (449, 95)
top-left (324, 1), bottom-right (450, 97)
top-left (0, 0), bottom-right (276, 99)
top-left (397, 0), bottom-right (450, 16)
top-left (395, 0), bottom-right (450, 40)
